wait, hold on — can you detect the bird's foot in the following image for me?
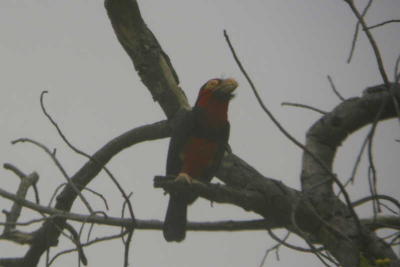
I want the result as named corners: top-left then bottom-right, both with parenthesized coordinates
top-left (175, 173), bottom-right (195, 184)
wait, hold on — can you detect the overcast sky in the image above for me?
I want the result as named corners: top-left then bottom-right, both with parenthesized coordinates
top-left (0, 1), bottom-right (399, 266)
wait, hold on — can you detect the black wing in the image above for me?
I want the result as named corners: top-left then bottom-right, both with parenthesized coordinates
top-left (201, 121), bottom-right (230, 182)
top-left (166, 108), bottom-right (195, 176)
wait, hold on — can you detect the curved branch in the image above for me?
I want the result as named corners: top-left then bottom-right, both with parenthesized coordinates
top-left (302, 84), bottom-right (400, 194)
top-left (301, 84), bottom-right (400, 265)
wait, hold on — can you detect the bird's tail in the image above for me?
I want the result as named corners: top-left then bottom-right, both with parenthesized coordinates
top-left (163, 194), bottom-right (187, 242)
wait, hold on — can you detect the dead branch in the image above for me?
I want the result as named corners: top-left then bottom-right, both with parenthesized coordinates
top-left (2, 165), bottom-right (38, 234)
top-left (281, 102), bottom-right (327, 115)
top-left (367, 19), bottom-right (400, 30)
top-left (17, 120), bottom-right (169, 265)
top-left (104, 0), bottom-right (189, 118)
top-left (345, 0), bottom-right (390, 87)
top-left (40, 91), bottom-right (134, 221)
top-left (362, 216), bottom-right (400, 231)
top-left (0, 186), bottom-right (279, 231)
top-left (327, 75), bottom-right (345, 101)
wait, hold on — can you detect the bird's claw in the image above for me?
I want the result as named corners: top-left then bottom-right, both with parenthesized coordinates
top-left (175, 173), bottom-right (194, 184)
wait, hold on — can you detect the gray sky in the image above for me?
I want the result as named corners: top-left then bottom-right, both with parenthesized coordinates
top-left (0, 1), bottom-right (399, 266)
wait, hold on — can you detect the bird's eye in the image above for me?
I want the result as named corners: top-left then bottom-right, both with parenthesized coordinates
top-left (206, 79), bottom-right (220, 88)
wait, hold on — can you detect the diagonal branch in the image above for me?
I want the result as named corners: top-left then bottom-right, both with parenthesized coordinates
top-left (104, 0), bottom-right (189, 118)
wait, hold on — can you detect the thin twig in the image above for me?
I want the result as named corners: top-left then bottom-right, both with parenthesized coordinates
top-left (365, 97), bottom-right (388, 214)
top-left (123, 230), bottom-right (134, 267)
top-left (83, 187), bottom-right (109, 210)
top-left (346, 0), bottom-right (374, 63)
top-left (12, 138), bottom-right (94, 214)
top-left (367, 19), bottom-right (400, 30)
top-left (367, 141), bottom-right (379, 214)
top-left (281, 102), bottom-right (327, 115)
top-left (352, 194), bottom-right (400, 211)
top-left (48, 183), bottom-right (67, 207)
top-left (4, 163), bottom-right (40, 203)
top-left (259, 232), bottom-right (290, 267)
top-left (0, 215), bottom-right (55, 227)
top-left (2, 164), bottom-right (39, 234)
top-left (342, 131), bottom-right (369, 188)
top-left (3, 163), bottom-right (27, 179)
top-left (0, 186), bottom-right (278, 231)
top-left (345, 0), bottom-right (390, 87)
top-left (64, 223), bottom-right (87, 266)
top-left (48, 230), bottom-right (130, 266)
top-left (395, 54), bottom-right (400, 83)
top-left (40, 91), bottom-right (135, 222)
top-left (32, 183), bottom-right (40, 204)
top-left (327, 75), bottom-right (345, 101)
top-left (267, 229), bottom-right (323, 253)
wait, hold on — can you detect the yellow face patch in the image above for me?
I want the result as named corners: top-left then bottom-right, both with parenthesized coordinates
top-left (205, 79), bottom-right (221, 90)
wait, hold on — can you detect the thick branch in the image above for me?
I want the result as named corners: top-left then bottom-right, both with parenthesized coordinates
top-left (154, 175), bottom-right (266, 214)
top-left (302, 84), bottom-right (400, 195)
top-left (362, 216), bottom-right (400, 231)
top-left (105, 0), bottom-right (189, 118)
top-left (301, 84), bottom-right (400, 266)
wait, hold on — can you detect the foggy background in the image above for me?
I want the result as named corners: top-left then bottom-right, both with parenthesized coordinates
top-left (0, 1), bottom-right (399, 266)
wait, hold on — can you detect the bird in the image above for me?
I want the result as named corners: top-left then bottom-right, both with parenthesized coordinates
top-left (163, 78), bottom-right (238, 242)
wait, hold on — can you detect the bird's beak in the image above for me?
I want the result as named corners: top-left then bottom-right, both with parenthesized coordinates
top-left (215, 78), bottom-right (238, 99)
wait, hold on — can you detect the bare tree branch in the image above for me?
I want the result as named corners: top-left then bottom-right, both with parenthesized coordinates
top-left (301, 83), bottom-right (400, 265)
top-left (0, 186), bottom-right (281, 232)
top-left (40, 91), bottom-right (134, 222)
top-left (12, 138), bottom-right (95, 215)
top-left (346, 0), bottom-right (373, 64)
top-left (2, 166), bottom-right (38, 234)
top-left (345, 0), bottom-right (390, 87)
top-left (327, 75), bottom-right (345, 101)
top-left (352, 194), bottom-right (400, 211)
top-left (367, 19), bottom-right (400, 30)
top-left (362, 216), bottom-right (400, 231)
top-left (104, 0), bottom-right (189, 119)
top-left (281, 102), bottom-right (327, 115)
top-left (18, 120), bottom-right (169, 265)
top-left (1, 0), bottom-right (398, 266)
